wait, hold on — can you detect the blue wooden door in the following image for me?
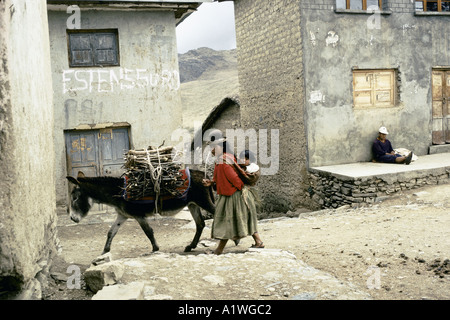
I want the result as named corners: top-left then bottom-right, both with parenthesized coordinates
top-left (99, 128), bottom-right (130, 176)
top-left (65, 127), bottom-right (130, 212)
top-left (65, 130), bottom-right (99, 177)
top-left (65, 127), bottom-right (130, 178)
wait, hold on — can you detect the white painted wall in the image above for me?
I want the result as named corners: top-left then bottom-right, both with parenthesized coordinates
top-left (0, 0), bottom-right (57, 299)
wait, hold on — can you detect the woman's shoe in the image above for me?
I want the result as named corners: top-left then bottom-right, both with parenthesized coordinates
top-left (250, 242), bottom-right (265, 248)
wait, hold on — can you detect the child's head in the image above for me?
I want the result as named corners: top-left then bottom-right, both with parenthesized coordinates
top-left (239, 150), bottom-right (256, 165)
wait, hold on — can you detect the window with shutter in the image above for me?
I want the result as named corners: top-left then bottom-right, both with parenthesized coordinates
top-left (353, 69), bottom-right (397, 109)
top-left (68, 30), bottom-right (119, 67)
top-left (69, 33), bottom-right (93, 66)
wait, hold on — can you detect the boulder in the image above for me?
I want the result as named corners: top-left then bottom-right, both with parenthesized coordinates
top-left (92, 282), bottom-right (145, 300)
top-left (84, 261), bottom-right (124, 293)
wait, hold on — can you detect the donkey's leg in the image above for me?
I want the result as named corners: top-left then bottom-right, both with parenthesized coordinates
top-left (135, 216), bottom-right (159, 252)
top-left (102, 214), bottom-right (128, 255)
top-left (184, 203), bottom-right (205, 252)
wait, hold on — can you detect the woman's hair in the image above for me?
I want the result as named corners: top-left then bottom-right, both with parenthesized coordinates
top-left (222, 140), bottom-right (237, 159)
top-left (239, 150), bottom-right (256, 163)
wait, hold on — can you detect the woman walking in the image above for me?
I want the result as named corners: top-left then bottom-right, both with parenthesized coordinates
top-left (202, 138), bottom-right (263, 255)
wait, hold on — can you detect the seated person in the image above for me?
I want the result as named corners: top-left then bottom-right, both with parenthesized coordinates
top-left (372, 127), bottom-right (413, 165)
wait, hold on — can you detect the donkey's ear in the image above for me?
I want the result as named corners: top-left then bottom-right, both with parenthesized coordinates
top-left (77, 171), bottom-right (86, 178)
top-left (66, 176), bottom-right (79, 185)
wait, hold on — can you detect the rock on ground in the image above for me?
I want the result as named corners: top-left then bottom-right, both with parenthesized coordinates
top-left (92, 281), bottom-right (145, 300)
top-left (105, 249), bottom-right (371, 300)
top-left (84, 261), bottom-right (124, 293)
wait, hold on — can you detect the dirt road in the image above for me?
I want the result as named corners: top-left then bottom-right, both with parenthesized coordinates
top-left (44, 184), bottom-right (450, 300)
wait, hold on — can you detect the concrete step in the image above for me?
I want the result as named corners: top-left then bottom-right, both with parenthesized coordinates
top-left (429, 144), bottom-right (450, 155)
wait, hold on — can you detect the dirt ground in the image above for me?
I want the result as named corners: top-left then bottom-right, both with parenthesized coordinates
top-left (43, 184), bottom-right (449, 300)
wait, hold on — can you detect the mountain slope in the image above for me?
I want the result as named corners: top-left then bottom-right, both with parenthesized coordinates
top-left (179, 48), bottom-right (239, 133)
top-left (179, 47), bottom-right (237, 83)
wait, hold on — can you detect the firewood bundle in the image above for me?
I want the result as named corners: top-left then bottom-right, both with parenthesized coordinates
top-left (123, 145), bottom-right (185, 201)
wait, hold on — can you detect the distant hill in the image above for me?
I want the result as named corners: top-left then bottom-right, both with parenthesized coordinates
top-left (178, 47), bottom-right (239, 133)
top-left (178, 47), bottom-right (237, 83)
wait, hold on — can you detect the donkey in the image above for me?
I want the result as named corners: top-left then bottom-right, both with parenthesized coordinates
top-left (66, 169), bottom-right (215, 255)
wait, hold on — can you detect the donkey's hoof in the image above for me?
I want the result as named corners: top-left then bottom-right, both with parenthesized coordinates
top-left (92, 252), bottom-right (112, 266)
top-left (152, 246), bottom-right (160, 252)
top-left (184, 245), bottom-right (193, 252)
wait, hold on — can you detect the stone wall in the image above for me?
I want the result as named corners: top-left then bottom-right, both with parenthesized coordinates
top-left (0, 0), bottom-right (57, 299)
top-left (233, 0), bottom-right (312, 212)
top-left (309, 168), bottom-right (450, 209)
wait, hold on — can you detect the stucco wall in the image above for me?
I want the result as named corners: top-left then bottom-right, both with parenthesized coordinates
top-left (301, 0), bottom-right (450, 167)
top-left (48, 9), bottom-right (183, 206)
top-left (233, 0), bottom-right (312, 212)
top-left (0, 0), bottom-right (57, 299)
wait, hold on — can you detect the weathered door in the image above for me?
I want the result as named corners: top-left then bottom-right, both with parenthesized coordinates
top-left (65, 127), bottom-right (130, 177)
top-left (65, 130), bottom-right (99, 177)
top-left (99, 128), bottom-right (130, 176)
top-left (432, 70), bottom-right (450, 144)
top-left (65, 127), bottom-right (130, 212)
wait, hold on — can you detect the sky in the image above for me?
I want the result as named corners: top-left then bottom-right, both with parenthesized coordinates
top-left (176, 1), bottom-right (236, 54)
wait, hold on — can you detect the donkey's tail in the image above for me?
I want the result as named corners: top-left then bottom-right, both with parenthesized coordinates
top-left (208, 185), bottom-right (215, 205)
top-left (204, 184), bottom-right (215, 215)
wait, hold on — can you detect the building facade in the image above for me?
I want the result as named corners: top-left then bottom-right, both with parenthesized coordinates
top-left (301, 0), bottom-right (450, 167)
top-left (230, 0), bottom-right (449, 211)
top-left (47, 0), bottom-right (209, 207)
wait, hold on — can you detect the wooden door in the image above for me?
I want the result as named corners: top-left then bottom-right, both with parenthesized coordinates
top-left (432, 70), bottom-right (450, 144)
top-left (65, 127), bottom-right (130, 177)
top-left (65, 130), bottom-right (99, 177)
top-left (99, 128), bottom-right (130, 176)
top-left (65, 127), bottom-right (130, 212)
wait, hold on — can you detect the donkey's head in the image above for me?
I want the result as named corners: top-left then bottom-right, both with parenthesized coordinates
top-left (66, 172), bottom-right (92, 223)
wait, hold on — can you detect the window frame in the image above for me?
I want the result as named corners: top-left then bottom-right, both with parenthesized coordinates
top-left (67, 29), bottom-right (120, 68)
top-left (338, 0), bottom-right (383, 10)
top-left (415, 0), bottom-right (450, 12)
top-left (352, 69), bottom-right (398, 109)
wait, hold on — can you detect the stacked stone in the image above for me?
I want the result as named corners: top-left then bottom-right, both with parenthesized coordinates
top-left (309, 168), bottom-right (450, 209)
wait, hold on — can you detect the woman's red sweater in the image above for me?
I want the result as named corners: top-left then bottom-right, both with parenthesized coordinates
top-left (213, 153), bottom-right (244, 196)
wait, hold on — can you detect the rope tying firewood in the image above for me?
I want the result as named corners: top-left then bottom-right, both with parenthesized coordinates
top-left (123, 144), bottom-right (185, 209)
top-left (145, 147), bottom-right (163, 212)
